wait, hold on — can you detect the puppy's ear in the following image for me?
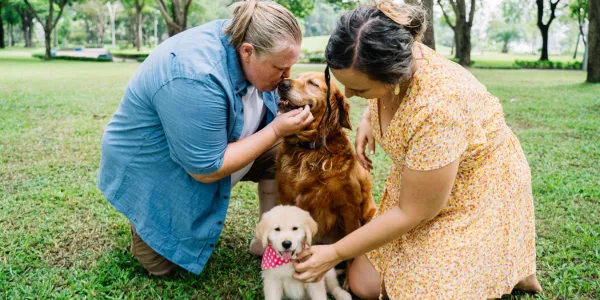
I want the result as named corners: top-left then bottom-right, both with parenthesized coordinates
top-left (255, 211), bottom-right (272, 249)
top-left (303, 211), bottom-right (318, 247)
top-left (335, 91), bottom-right (352, 130)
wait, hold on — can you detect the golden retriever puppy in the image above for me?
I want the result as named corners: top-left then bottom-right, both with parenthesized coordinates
top-left (255, 206), bottom-right (351, 300)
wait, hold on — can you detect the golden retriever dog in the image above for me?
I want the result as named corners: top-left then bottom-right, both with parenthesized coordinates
top-left (256, 206), bottom-right (351, 300)
top-left (276, 72), bottom-right (376, 245)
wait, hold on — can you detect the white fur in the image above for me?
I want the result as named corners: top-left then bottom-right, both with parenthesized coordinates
top-left (257, 206), bottom-right (352, 300)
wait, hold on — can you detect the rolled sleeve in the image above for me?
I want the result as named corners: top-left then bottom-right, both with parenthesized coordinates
top-left (153, 77), bottom-right (228, 175)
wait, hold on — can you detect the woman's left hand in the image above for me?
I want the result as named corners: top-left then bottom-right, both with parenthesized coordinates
top-left (292, 245), bottom-right (342, 282)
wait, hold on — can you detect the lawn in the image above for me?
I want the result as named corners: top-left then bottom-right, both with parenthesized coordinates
top-left (1, 53), bottom-right (599, 299)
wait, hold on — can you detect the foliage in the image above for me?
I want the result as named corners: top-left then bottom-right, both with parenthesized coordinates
top-left (514, 59), bottom-right (583, 69)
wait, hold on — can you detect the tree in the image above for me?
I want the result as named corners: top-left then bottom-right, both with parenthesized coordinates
top-left (23, 0), bottom-right (71, 59)
top-left (569, 0), bottom-right (588, 59)
top-left (122, 0), bottom-right (152, 50)
top-left (536, 0), bottom-right (562, 61)
top-left (73, 0), bottom-right (109, 44)
top-left (404, 0), bottom-right (436, 49)
top-left (588, 0), bottom-right (599, 82)
top-left (155, 0), bottom-right (191, 36)
top-left (0, 0), bottom-right (6, 48)
top-left (2, 0), bottom-right (21, 46)
top-left (18, 2), bottom-right (35, 47)
top-left (106, 1), bottom-right (121, 48)
top-left (487, 0), bottom-right (524, 53)
top-left (275, 0), bottom-right (359, 20)
top-left (437, 0), bottom-right (476, 66)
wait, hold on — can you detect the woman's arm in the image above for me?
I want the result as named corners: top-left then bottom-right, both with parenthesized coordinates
top-left (192, 106), bottom-right (314, 183)
top-left (293, 158), bottom-right (459, 281)
top-left (335, 158), bottom-right (459, 260)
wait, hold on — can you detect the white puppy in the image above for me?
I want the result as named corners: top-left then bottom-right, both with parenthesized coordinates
top-left (256, 206), bottom-right (352, 300)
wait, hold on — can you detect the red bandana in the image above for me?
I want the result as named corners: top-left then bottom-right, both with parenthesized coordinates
top-left (261, 244), bottom-right (307, 270)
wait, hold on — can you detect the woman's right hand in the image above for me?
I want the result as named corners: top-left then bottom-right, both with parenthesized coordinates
top-left (269, 105), bottom-right (314, 138)
top-left (356, 108), bottom-right (375, 171)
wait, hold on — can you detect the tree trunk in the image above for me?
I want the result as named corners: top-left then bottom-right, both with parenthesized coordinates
top-left (9, 23), bottom-right (15, 46)
top-left (423, 0), bottom-right (435, 49)
top-left (156, 0), bottom-right (191, 37)
top-left (540, 25), bottom-right (549, 61)
top-left (0, 5), bottom-right (5, 49)
top-left (44, 27), bottom-right (52, 60)
top-left (438, 0), bottom-right (475, 66)
top-left (458, 23), bottom-right (471, 65)
top-left (135, 0), bottom-right (143, 51)
top-left (26, 22), bottom-right (33, 47)
top-left (20, 9), bottom-right (34, 47)
top-left (536, 0), bottom-right (560, 61)
top-left (502, 39), bottom-right (509, 53)
top-left (588, 0), bottom-right (599, 83)
top-left (574, 32), bottom-right (580, 59)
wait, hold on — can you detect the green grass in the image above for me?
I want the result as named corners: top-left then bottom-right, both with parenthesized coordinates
top-left (1, 53), bottom-right (599, 299)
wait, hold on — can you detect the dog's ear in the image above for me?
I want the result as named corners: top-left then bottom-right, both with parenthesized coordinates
top-left (335, 90), bottom-right (352, 130)
top-left (303, 211), bottom-right (318, 247)
top-left (255, 210), bottom-right (272, 249)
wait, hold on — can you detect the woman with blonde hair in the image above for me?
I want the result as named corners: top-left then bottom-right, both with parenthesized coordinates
top-left (98, 0), bottom-right (313, 275)
top-left (293, 1), bottom-right (542, 298)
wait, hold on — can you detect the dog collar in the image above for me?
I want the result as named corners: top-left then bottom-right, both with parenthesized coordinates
top-left (292, 141), bottom-right (322, 150)
top-left (261, 244), bottom-right (307, 270)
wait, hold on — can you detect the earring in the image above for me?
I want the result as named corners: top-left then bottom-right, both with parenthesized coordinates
top-left (394, 84), bottom-right (400, 95)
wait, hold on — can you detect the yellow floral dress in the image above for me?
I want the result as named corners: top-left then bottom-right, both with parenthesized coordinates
top-left (366, 46), bottom-right (537, 299)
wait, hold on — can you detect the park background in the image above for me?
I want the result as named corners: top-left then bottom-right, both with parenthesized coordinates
top-left (1, 0), bottom-right (599, 298)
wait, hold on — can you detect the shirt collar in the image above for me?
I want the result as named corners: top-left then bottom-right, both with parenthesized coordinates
top-left (220, 21), bottom-right (251, 96)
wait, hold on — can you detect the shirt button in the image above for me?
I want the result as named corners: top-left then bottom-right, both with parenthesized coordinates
top-left (217, 221), bottom-right (223, 225)
top-left (223, 195), bottom-right (228, 199)
top-left (209, 243), bottom-right (215, 248)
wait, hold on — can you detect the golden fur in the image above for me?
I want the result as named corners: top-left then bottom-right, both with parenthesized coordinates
top-left (276, 72), bottom-right (376, 243)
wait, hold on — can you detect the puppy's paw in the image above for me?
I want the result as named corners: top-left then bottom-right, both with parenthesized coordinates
top-left (331, 287), bottom-right (352, 300)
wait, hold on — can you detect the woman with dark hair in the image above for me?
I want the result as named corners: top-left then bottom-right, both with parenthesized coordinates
top-left (293, 1), bottom-right (542, 298)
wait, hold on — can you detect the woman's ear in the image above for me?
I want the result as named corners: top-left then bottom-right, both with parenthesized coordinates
top-left (239, 42), bottom-right (255, 64)
top-left (255, 211), bottom-right (272, 249)
top-left (303, 212), bottom-right (318, 246)
top-left (336, 91), bottom-right (352, 130)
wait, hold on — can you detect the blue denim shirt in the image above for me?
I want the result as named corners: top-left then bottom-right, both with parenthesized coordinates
top-left (97, 20), bottom-right (278, 274)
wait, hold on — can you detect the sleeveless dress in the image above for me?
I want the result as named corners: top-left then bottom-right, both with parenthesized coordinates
top-left (365, 46), bottom-right (537, 299)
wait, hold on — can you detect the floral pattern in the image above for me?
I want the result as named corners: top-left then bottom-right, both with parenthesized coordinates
top-left (365, 46), bottom-right (537, 299)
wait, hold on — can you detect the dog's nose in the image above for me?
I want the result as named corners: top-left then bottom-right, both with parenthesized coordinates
top-left (278, 79), bottom-right (291, 92)
top-left (282, 240), bottom-right (292, 249)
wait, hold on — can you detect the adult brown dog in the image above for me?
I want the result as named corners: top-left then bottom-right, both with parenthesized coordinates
top-left (276, 72), bottom-right (376, 245)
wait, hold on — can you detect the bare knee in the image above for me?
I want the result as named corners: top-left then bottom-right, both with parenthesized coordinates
top-left (348, 258), bottom-right (380, 300)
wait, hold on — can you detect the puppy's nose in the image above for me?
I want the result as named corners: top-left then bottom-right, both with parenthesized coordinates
top-left (278, 79), bottom-right (291, 92)
top-left (282, 240), bottom-right (292, 249)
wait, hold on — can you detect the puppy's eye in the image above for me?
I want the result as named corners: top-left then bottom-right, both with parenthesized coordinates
top-left (275, 227), bottom-right (280, 232)
top-left (308, 80), bottom-right (319, 87)
top-left (292, 227), bottom-right (298, 231)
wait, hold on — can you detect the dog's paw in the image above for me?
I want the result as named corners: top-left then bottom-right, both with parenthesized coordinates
top-left (342, 276), bottom-right (350, 291)
top-left (331, 287), bottom-right (352, 300)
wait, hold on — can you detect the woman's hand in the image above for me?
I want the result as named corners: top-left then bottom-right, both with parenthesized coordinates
top-left (356, 108), bottom-right (375, 171)
top-left (268, 105), bottom-right (314, 138)
top-left (292, 245), bottom-right (343, 283)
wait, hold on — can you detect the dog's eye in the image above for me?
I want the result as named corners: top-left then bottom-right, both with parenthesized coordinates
top-left (275, 227), bottom-right (280, 231)
top-left (308, 80), bottom-right (319, 87)
top-left (292, 227), bottom-right (298, 231)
